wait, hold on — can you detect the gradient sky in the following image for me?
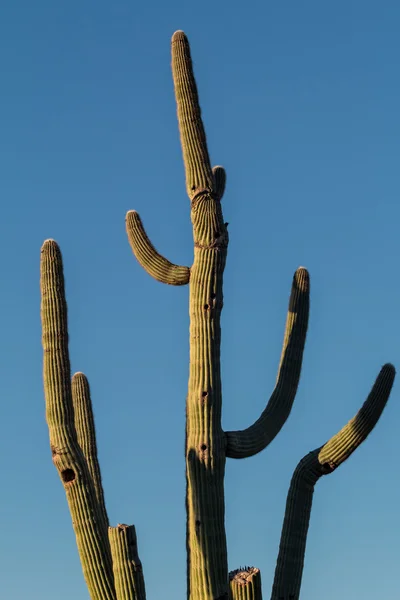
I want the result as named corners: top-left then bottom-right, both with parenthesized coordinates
top-left (1, 2), bottom-right (399, 599)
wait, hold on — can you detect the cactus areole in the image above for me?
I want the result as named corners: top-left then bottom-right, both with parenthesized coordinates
top-left (41, 30), bottom-right (395, 600)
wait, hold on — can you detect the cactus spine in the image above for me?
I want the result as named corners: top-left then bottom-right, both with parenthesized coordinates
top-left (40, 30), bottom-right (395, 600)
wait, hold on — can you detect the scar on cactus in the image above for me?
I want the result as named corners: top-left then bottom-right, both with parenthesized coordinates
top-left (40, 30), bottom-right (395, 600)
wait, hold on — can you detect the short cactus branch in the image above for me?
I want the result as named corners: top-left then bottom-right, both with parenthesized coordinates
top-left (41, 240), bottom-right (116, 600)
top-left (212, 165), bottom-right (227, 201)
top-left (72, 372), bottom-right (109, 532)
top-left (109, 524), bottom-right (146, 600)
top-left (225, 267), bottom-right (310, 459)
top-left (270, 363), bottom-right (395, 600)
top-left (126, 210), bottom-right (190, 285)
top-left (229, 568), bottom-right (262, 600)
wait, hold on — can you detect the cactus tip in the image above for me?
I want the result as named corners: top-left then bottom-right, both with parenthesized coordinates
top-left (294, 266), bottom-right (310, 292)
top-left (172, 30), bottom-right (187, 43)
top-left (41, 238), bottom-right (57, 248)
top-left (126, 209), bottom-right (139, 222)
top-left (72, 371), bottom-right (86, 380)
top-left (41, 239), bottom-right (61, 257)
top-left (382, 363), bottom-right (396, 376)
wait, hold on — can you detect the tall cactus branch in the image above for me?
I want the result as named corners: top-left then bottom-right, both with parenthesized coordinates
top-left (271, 363), bottom-right (395, 600)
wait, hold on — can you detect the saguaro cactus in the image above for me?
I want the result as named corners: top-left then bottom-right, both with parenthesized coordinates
top-left (40, 30), bottom-right (395, 600)
top-left (41, 241), bottom-right (146, 600)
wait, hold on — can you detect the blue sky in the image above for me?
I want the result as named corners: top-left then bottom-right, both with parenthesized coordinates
top-left (1, 1), bottom-right (399, 598)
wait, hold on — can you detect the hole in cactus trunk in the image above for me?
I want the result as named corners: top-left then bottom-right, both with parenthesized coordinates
top-left (61, 468), bottom-right (75, 483)
top-left (204, 304), bottom-right (209, 310)
top-left (200, 444), bottom-right (207, 451)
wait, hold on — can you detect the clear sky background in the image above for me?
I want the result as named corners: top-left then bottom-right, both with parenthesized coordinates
top-left (1, 2), bottom-right (399, 599)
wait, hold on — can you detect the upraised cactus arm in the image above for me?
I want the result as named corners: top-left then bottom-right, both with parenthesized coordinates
top-left (270, 363), bottom-right (395, 600)
top-left (72, 372), bottom-right (109, 531)
top-left (225, 267), bottom-right (310, 459)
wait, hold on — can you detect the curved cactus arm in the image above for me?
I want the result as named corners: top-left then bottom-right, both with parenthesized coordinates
top-left (270, 363), bottom-right (395, 600)
top-left (172, 30), bottom-right (215, 200)
top-left (213, 165), bottom-right (226, 201)
top-left (126, 210), bottom-right (190, 285)
top-left (229, 568), bottom-right (262, 600)
top-left (72, 372), bottom-right (109, 531)
top-left (41, 240), bottom-right (116, 600)
top-left (225, 268), bottom-right (310, 459)
top-left (108, 524), bottom-right (146, 600)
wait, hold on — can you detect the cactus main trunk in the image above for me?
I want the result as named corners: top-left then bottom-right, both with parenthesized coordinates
top-left (186, 199), bottom-right (229, 600)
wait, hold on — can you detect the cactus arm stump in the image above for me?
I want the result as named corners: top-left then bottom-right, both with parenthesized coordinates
top-left (109, 524), bottom-right (146, 600)
top-left (271, 363), bottom-right (395, 600)
top-left (229, 568), bottom-right (262, 600)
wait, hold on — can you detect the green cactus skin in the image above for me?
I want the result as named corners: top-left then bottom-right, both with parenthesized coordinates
top-left (40, 240), bottom-right (145, 600)
top-left (126, 210), bottom-right (190, 285)
top-left (126, 31), bottom-right (309, 600)
top-left (271, 363), bottom-right (395, 600)
top-left (72, 372), bottom-right (109, 532)
top-left (229, 568), bottom-right (262, 600)
top-left (171, 31), bottom-right (230, 598)
top-left (109, 525), bottom-right (146, 600)
top-left (225, 268), bottom-right (309, 459)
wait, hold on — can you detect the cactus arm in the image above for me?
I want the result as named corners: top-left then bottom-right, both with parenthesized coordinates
top-left (212, 166), bottom-right (227, 201)
top-left (108, 525), bottom-right (146, 600)
top-left (41, 240), bottom-right (116, 600)
top-left (229, 568), bottom-right (262, 600)
top-left (72, 372), bottom-right (109, 531)
top-left (172, 31), bottom-right (229, 600)
top-left (126, 210), bottom-right (190, 285)
top-left (172, 30), bottom-right (214, 199)
top-left (225, 267), bottom-right (310, 459)
top-left (270, 363), bottom-right (395, 600)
